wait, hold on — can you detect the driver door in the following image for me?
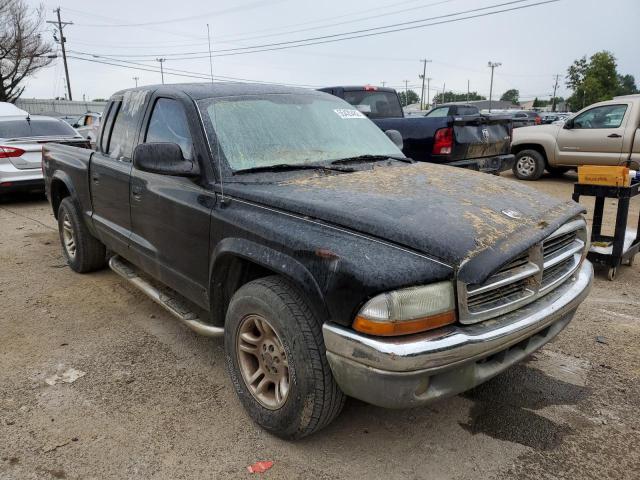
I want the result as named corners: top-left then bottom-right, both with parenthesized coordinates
top-left (555, 103), bottom-right (630, 165)
top-left (129, 96), bottom-right (215, 308)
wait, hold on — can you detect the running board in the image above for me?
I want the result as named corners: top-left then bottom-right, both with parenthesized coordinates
top-left (108, 256), bottom-right (224, 337)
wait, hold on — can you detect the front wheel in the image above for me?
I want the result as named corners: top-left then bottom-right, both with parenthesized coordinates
top-left (224, 276), bottom-right (345, 439)
top-left (513, 149), bottom-right (545, 180)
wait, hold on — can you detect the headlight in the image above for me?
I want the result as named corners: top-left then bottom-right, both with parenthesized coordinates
top-left (353, 281), bottom-right (457, 337)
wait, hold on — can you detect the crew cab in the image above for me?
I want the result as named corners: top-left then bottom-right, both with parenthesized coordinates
top-left (43, 83), bottom-right (593, 439)
top-left (511, 95), bottom-right (640, 180)
top-left (319, 85), bottom-right (514, 174)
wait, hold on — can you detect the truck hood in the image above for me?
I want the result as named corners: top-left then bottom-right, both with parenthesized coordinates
top-left (228, 163), bottom-right (583, 284)
top-left (513, 123), bottom-right (561, 139)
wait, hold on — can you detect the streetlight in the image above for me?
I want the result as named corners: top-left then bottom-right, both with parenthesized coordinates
top-left (487, 61), bottom-right (501, 112)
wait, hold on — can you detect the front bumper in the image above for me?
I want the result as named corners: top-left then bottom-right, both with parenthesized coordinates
top-left (322, 261), bottom-right (593, 409)
top-left (448, 153), bottom-right (514, 173)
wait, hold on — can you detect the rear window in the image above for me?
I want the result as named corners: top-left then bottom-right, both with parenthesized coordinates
top-left (457, 106), bottom-right (479, 116)
top-left (0, 119), bottom-right (77, 138)
top-left (425, 107), bottom-right (450, 117)
top-left (342, 90), bottom-right (403, 118)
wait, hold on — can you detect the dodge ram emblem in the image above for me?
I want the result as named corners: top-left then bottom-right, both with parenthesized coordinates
top-left (481, 127), bottom-right (490, 143)
top-left (501, 208), bottom-right (523, 219)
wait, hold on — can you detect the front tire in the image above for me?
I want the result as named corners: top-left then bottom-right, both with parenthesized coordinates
top-left (513, 149), bottom-right (545, 180)
top-left (57, 197), bottom-right (106, 273)
top-left (224, 276), bottom-right (345, 439)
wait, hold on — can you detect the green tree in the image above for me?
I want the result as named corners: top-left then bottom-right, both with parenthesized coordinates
top-left (398, 89), bottom-right (419, 107)
top-left (566, 51), bottom-right (638, 110)
top-left (433, 91), bottom-right (485, 104)
top-left (532, 97), bottom-right (541, 108)
top-left (500, 89), bottom-right (519, 104)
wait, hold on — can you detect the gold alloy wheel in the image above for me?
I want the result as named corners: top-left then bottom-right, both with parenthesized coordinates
top-left (62, 212), bottom-right (76, 259)
top-left (236, 314), bottom-right (290, 410)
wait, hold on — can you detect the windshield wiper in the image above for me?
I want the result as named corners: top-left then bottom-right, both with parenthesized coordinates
top-left (329, 154), bottom-right (413, 165)
top-left (234, 163), bottom-right (355, 175)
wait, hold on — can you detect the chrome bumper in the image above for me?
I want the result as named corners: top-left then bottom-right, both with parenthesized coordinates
top-left (322, 261), bottom-right (593, 408)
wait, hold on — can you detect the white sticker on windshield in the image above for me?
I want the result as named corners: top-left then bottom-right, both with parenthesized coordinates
top-left (334, 108), bottom-right (366, 119)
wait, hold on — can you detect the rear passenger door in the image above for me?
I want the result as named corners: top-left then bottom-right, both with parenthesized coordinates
top-left (129, 96), bottom-right (215, 308)
top-left (90, 93), bottom-right (146, 255)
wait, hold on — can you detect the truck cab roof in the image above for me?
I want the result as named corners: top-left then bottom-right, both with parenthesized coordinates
top-left (111, 82), bottom-right (322, 101)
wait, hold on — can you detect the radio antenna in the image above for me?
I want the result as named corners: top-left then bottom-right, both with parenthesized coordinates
top-left (207, 24), bottom-right (214, 84)
top-left (206, 23), bottom-right (226, 205)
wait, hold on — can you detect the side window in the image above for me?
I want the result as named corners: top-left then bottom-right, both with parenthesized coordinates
top-left (100, 101), bottom-right (120, 153)
top-left (574, 104), bottom-right (628, 129)
top-left (426, 107), bottom-right (450, 117)
top-left (108, 105), bottom-right (139, 161)
top-left (144, 98), bottom-right (193, 160)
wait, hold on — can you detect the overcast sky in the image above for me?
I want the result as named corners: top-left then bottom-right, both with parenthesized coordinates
top-left (23, 0), bottom-right (640, 103)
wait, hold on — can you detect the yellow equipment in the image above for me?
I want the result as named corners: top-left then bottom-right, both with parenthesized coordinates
top-left (577, 165), bottom-right (631, 187)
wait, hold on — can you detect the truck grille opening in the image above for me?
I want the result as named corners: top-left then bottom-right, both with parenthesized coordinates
top-left (459, 218), bottom-right (586, 324)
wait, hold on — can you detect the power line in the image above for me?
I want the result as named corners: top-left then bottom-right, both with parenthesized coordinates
top-left (71, 0), bottom-right (285, 28)
top-left (65, 55), bottom-right (323, 88)
top-left (68, 0), bottom-right (560, 59)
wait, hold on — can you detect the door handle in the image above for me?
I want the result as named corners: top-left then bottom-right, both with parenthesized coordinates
top-left (607, 133), bottom-right (622, 138)
top-left (91, 173), bottom-right (100, 184)
top-left (131, 184), bottom-right (143, 201)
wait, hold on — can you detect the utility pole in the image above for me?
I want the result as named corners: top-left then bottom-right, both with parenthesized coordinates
top-left (418, 59), bottom-right (431, 110)
top-left (133, 76), bottom-right (139, 88)
top-left (467, 79), bottom-right (470, 103)
top-left (442, 82), bottom-right (446, 103)
top-left (551, 74), bottom-right (560, 112)
top-left (426, 77), bottom-right (431, 107)
top-left (156, 58), bottom-right (166, 84)
top-left (403, 80), bottom-right (409, 107)
top-left (381, 81), bottom-right (386, 87)
top-left (487, 61), bottom-right (502, 112)
top-left (47, 8), bottom-right (73, 101)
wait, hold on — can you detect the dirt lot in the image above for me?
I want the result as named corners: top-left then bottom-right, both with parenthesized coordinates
top-left (1, 171), bottom-right (639, 479)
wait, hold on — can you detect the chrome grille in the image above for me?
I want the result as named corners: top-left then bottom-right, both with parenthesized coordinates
top-left (459, 218), bottom-right (586, 324)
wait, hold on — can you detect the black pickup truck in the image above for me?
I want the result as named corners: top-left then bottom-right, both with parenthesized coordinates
top-left (43, 83), bottom-right (592, 439)
top-left (319, 86), bottom-right (514, 173)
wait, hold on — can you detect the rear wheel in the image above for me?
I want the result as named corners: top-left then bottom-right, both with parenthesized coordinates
top-left (57, 197), bottom-right (106, 273)
top-left (224, 276), bottom-right (345, 439)
top-left (513, 149), bottom-right (545, 180)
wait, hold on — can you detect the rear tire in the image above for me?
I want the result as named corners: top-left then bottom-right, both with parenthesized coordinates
top-left (57, 197), bottom-right (106, 273)
top-left (224, 276), bottom-right (345, 439)
top-left (513, 149), bottom-right (545, 180)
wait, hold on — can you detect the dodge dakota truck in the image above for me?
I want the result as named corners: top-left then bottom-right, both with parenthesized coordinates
top-left (43, 83), bottom-right (593, 439)
top-left (511, 94), bottom-right (640, 180)
top-left (319, 85), bottom-right (515, 173)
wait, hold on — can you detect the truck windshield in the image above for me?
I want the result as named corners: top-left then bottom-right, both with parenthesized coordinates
top-left (198, 94), bottom-right (403, 172)
top-left (342, 90), bottom-right (404, 119)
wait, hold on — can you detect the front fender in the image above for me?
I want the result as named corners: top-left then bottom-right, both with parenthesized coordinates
top-left (209, 237), bottom-right (327, 317)
top-left (512, 126), bottom-right (559, 163)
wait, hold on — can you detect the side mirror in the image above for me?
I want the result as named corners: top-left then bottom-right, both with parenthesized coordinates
top-left (564, 118), bottom-right (574, 129)
top-left (385, 129), bottom-right (404, 150)
top-left (72, 123), bottom-right (80, 128)
top-left (133, 142), bottom-right (199, 177)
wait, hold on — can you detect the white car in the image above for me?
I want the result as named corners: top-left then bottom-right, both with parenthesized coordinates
top-left (1, 115), bottom-right (86, 193)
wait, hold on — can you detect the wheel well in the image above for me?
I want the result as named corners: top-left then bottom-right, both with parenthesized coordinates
top-left (210, 255), bottom-right (277, 326)
top-left (50, 179), bottom-right (71, 219)
top-left (511, 143), bottom-right (548, 164)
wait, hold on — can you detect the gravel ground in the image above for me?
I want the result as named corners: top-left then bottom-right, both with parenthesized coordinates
top-left (1, 171), bottom-right (639, 479)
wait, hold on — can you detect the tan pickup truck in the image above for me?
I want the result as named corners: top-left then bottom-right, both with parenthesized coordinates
top-left (511, 94), bottom-right (640, 180)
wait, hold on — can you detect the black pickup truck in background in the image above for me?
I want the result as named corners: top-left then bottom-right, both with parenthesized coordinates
top-left (319, 85), bottom-right (514, 173)
top-left (43, 83), bottom-right (592, 439)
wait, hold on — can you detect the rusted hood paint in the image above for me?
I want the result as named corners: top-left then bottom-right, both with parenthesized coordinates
top-left (228, 163), bottom-right (584, 284)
